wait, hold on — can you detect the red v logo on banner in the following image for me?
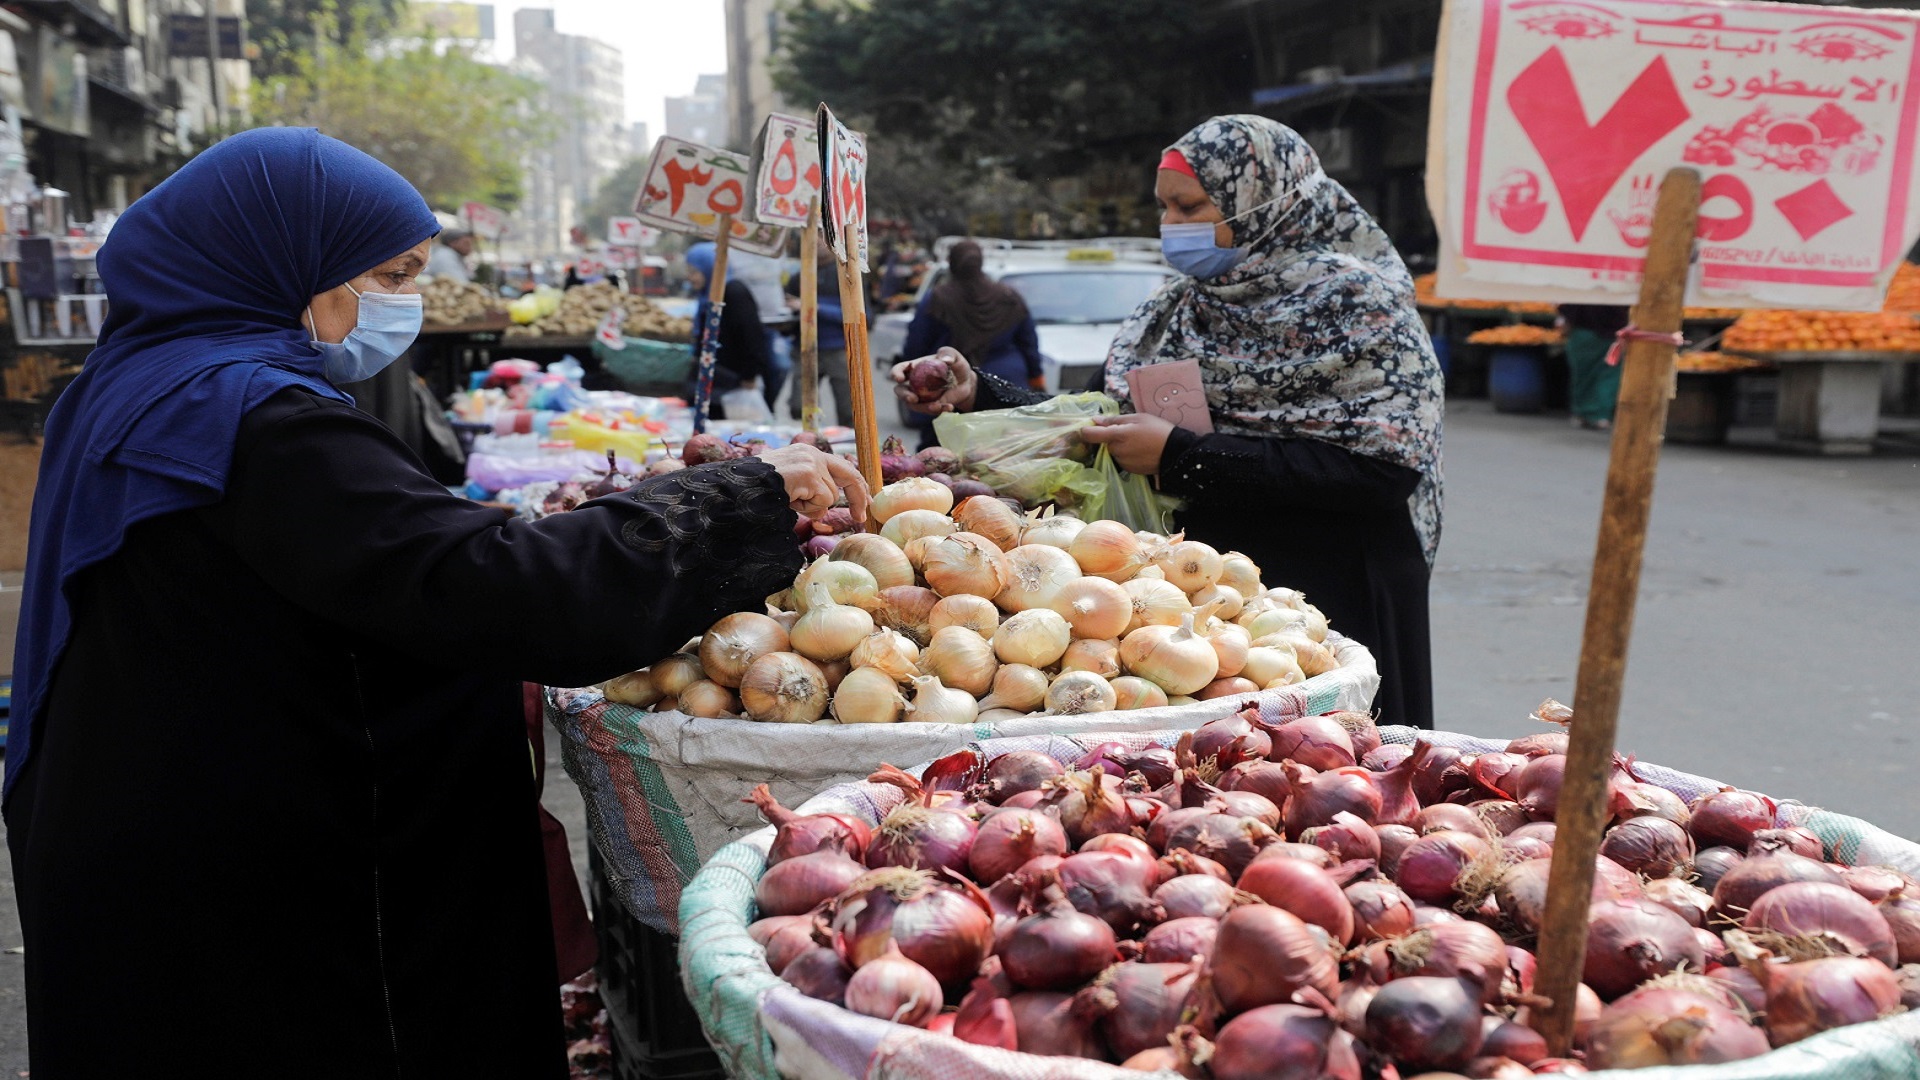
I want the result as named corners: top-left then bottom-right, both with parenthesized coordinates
top-left (1506, 48), bottom-right (1692, 242)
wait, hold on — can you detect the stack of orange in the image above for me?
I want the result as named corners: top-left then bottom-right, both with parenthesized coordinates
top-left (1466, 324), bottom-right (1565, 346)
top-left (1683, 306), bottom-right (1744, 321)
top-left (1722, 308), bottom-right (1920, 354)
top-left (1414, 273), bottom-right (1439, 305)
top-left (1882, 261), bottom-right (1920, 314)
top-left (1675, 351), bottom-right (1772, 374)
top-left (1509, 300), bottom-right (1557, 316)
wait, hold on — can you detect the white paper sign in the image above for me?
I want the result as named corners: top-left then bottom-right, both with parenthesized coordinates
top-left (461, 200), bottom-right (507, 241)
top-left (750, 112), bottom-right (823, 228)
top-left (817, 104), bottom-right (870, 271)
top-left (633, 135), bottom-right (788, 258)
top-left (1428, 0), bottom-right (1920, 310)
top-left (607, 215), bottom-right (644, 244)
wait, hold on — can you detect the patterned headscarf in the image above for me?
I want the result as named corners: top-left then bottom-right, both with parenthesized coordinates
top-left (1104, 115), bottom-right (1444, 562)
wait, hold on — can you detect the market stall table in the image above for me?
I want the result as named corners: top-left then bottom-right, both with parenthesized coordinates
top-left (1727, 350), bottom-right (1920, 455)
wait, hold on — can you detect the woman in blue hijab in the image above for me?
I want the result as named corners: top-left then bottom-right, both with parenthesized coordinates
top-left (6, 129), bottom-right (865, 1076)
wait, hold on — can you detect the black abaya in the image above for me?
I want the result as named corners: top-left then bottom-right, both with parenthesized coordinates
top-left (8, 389), bottom-right (801, 1077)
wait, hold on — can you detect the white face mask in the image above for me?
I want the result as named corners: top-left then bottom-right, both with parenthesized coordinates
top-left (308, 281), bottom-right (423, 385)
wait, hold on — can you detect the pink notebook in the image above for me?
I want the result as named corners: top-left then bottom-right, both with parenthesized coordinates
top-left (1126, 360), bottom-right (1213, 433)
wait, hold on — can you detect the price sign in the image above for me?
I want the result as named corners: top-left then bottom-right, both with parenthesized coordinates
top-left (817, 104), bottom-right (870, 271)
top-left (1430, 0), bottom-right (1920, 310)
top-left (750, 111), bottom-right (823, 228)
top-left (633, 135), bottom-right (788, 257)
top-left (596, 306), bottom-right (627, 350)
top-left (607, 215), bottom-right (645, 244)
top-left (605, 244), bottom-right (640, 268)
top-left (574, 256), bottom-right (607, 279)
top-left (461, 200), bottom-right (508, 241)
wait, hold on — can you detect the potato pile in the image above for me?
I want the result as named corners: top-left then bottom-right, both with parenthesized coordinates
top-left (422, 278), bottom-right (506, 326)
top-left (603, 481), bottom-right (1341, 725)
top-left (505, 281), bottom-right (693, 342)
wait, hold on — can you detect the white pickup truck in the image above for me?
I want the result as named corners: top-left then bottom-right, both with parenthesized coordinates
top-left (869, 237), bottom-right (1174, 420)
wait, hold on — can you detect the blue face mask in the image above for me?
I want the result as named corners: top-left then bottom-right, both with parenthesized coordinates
top-left (310, 282), bottom-right (423, 385)
top-left (1159, 192), bottom-right (1301, 280)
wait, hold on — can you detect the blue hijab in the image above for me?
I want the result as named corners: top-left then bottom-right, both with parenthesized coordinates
top-left (6, 127), bottom-right (439, 799)
top-left (685, 241), bottom-right (733, 356)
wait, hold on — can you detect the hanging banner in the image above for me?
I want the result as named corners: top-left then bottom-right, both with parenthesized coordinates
top-left (749, 111), bottom-right (823, 228)
top-left (633, 135), bottom-right (787, 257)
top-left (817, 104), bottom-right (870, 270)
top-left (1428, 0), bottom-right (1920, 310)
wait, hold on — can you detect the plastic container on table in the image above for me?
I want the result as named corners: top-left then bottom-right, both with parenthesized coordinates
top-left (677, 723), bottom-right (1920, 1080)
top-left (1489, 345), bottom-right (1550, 413)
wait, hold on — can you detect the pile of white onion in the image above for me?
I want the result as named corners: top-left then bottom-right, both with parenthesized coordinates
top-left (600, 478), bottom-right (1340, 725)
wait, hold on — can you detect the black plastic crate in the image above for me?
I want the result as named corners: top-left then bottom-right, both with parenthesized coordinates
top-left (590, 848), bottom-right (726, 1080)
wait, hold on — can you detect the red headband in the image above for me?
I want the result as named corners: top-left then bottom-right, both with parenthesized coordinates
top-left (1158, 150), bottom-right (1196, 178)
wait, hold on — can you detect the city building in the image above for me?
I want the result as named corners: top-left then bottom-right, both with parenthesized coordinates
top-left (724, 0), bottom-right (793, 148)
top-left (514, 7), bottom-right (626, 252)
top-left (664, 73), bottom-right (728, 148)
top-left (628, 120), bottom-right (650, 159)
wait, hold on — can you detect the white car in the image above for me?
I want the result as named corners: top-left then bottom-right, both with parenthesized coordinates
top-left (871, 238), bottom-right (1174, 420)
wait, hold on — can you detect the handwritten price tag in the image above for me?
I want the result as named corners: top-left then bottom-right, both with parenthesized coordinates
top-left (633, 135), bottom-right (788, 257)
top-left (750, 112), bottom-right (823, 228)
top-left (817, 104), bottom-right (870, 271)
top-left (607, 216), bottom-right (644, 244)
top-left (1430, 0), bottom-right (1920, 310)
top-left (461, 201), bottom-right (508, 241)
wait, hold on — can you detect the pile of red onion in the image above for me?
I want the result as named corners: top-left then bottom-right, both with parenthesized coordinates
top-left (744, 704), bottom-right (1919, 1075)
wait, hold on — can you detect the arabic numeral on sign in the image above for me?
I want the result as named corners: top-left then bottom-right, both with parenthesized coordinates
top-left (707, 179), bottom-right (745, 216)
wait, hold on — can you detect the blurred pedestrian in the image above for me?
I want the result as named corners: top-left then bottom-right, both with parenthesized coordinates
top-left (1557, 304), bottom-right (1631, 430)
top-left (900, 239), bottom-right (1044, 447)
top-left (427, 227), bottom-right (473, 282)
top-left (685, 240), bottom-right (774, 419)
top-left (728, 248), bottom-right (795, 411)
top-left (893, 116), bottom-right (1443, 728)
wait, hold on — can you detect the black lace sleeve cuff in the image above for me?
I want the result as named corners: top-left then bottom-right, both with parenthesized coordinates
top-left (1158, 429), bottom-right (1268, 497)
top-left (971, 371), bottom-right (1052, 411)
top-left (607, 458), bottom-right (803, 613)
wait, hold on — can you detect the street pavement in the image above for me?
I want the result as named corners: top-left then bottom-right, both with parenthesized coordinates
top-left (0, 397), bottom-right (1916, 1069)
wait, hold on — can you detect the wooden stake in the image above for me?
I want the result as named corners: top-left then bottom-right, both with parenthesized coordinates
top-left (1533, 168), bottom-right (1700, 1057)
top-left (690, 213), bottom-right (735, 433)
top-left (837, 223), bottom-right (882, 512)
top-left (799, 199), bottom-right (821, 433)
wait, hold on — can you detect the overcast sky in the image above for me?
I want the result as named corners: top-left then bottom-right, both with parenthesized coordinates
top-left (480, 0), bottom-right (728, 140)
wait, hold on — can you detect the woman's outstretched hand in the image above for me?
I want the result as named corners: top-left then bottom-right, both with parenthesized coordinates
top-left (1080, 413), bottom-right (1177, 476)
top-left (890, 346), bottom-right (977, 415)
top-left (762, 444), bottom-right (871, 523)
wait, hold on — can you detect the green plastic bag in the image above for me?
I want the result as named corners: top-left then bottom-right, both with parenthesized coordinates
top-left (933, 392), bottom-right (1177, 530)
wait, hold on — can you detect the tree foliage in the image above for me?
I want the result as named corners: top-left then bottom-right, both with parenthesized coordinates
top-left (255, 31), bottom-right (550, 211)
top-left (775, 0), bottom-right (1243, 182)
top-left (580, 157), bottom-right (649, 242)
top-left (246, 0), bottom-right (405, 81)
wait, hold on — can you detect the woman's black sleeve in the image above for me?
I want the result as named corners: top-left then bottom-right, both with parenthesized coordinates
top-left (205, 393), bottom-right (802, 687)
top-left (719, 281), bottom-right (772, 381)
top-left (1156, 426), bottom-right (1420, 510)
top-left (970, 370), bottom-right (1053, 410)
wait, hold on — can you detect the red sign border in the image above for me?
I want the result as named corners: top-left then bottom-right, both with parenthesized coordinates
top-left (1459, 0), bottom-right (1920, 288)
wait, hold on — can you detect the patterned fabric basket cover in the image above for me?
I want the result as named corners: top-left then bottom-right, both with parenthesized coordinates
top-left (676, 715), bottom-right (1920, 1080)
top-left (549, 632), bottom-right (1378, 935)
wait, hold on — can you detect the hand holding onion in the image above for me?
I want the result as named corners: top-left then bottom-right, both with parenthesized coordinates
top-left (762, 443), bottom-right (872, 524)
top-left (891, 347), bottom-right (977, 415)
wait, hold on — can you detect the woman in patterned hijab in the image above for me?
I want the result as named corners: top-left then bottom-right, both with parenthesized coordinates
top-left (896, 115), bottom-right (1444, 727)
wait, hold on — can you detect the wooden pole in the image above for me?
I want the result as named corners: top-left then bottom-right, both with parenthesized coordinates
top-left (799, 199), bottom-right (821, 433)
top-left (837, 223), bottom-right (882, 512)
top-left (1532, 168), bottom-right (1701, 1057)
top-left (690, 213), bottom-right (735, 434)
